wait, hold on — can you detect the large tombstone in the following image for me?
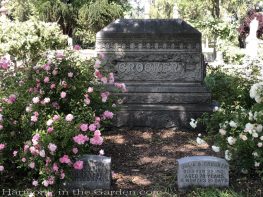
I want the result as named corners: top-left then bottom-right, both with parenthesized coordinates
top-left (96, 19), bottom-right (211, 128)
top-left (177, 156), bottom-right (229, 189)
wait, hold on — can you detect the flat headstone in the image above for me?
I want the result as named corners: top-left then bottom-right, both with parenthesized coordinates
top-left (67, 155), bottom-right (111, 190)
top-left (177, 156), bottom-right (229, 189)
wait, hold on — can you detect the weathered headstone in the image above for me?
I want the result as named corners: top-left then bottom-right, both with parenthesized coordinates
top-left (67, 155), bottom-right (111, 190)
top-left (177, 156), bottom-right (229, 189)
top-left (96, 19), bottom-right (211, 128)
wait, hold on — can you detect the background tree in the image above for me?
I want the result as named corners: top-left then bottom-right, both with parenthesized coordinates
top-left (7, 0), bottom-right (130, 47)
top-left (149, 0), bottom-right (175, 19)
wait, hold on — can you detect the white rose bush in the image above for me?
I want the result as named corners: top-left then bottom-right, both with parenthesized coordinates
top-left (0, 48), bottom-right (125, 193)
top-left (198, 79), bottom-right (263, 177)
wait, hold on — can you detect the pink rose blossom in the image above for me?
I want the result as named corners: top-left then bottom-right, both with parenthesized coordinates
top-left (59, 155), bottom-right (71, 164)
top-left (48, 143), bottom-right (57, 153)
top-left (31, 116), bottom-right (38, 122)
top-left (48, 176), bottom-right (55, 185)
top-left (108, 73), bottom-right (115, 84)
top-left (94, 60), bottom-right (101, 69)
top-left (72, 148), bottom-right (78, 154)
top-left (65, 114), bottom-right (74, 122)
top-left (42, 180), bottom-right (49, 187)
top-left (73, 134), bottom-right (89, 145)
top-left (89, 124), bottom-right (96, 131)
top-left (32, 180), bottom-right (38, 187)
top-left (101, 92), bottom-right (110, 103)
top-left (50, 83), bottom-right (56, 89)
top-left (13, 150), bottom-right (18, 157)
top-left (53, 163), bottom-right (59, 172)
top-left (90, 135), bottom-right (103, 145)
top-left (47, 127), bottom-right (54, 133)
top-left (60, 170), bottom-right (65, 179)
top-left (52, 69), bottom-right (58, 76)
top-left (0, 143), bottom-right (6, 150)
top-left (84, 97), bottom-right (90, 105)
top-left (52, 115), bottom-right (60, 121)
top-left (46, 119), bottom-right (53, 126)
top-left (29, 162), bottom-right (35, 169)
top-left (32, 97), bottom-right (40, 104)
top-left (43, 63), bottom-right (50, 71)
top-left (61, 81), bottom-right (68, 88)
top-left (44, 77), bottom-right (50, 83)
top-left (101, 77), bottom-right (108, 84)
top-left (56, 51), bottom-right (64, 59)
top-left (68, 72), bottom-right (74, 78)
top-left (39, 150), bottom-right (45, 157)
top-left (0, 57), bottom-right (10, 70)
top-left (29, 146), bottom-right (38, 155)
top-left (7, 94), bottom-right (16, 104)
top-left (0, 125), bottom-right (3, 130)
top-left (60, 91), bottom-right (67, 98)
top-left (46, 192), bottom-right (53, 197)
top-left (73, 161), bottom-right (84, 170)
top-left (24, 145), bottom-right (29, 152)
top-left (87, 87), bottom-right (93, 93)
top-left (32, 134), bottom-right (40, 141)
top-left (114, 83), bottom-right (127, 92)
top-left (80, 124), bottom-right (88, 132)
top-left (22, 158), bottom-right (26, 162)
top-left (95, 70), bottom-right (103, 79)
top-left (103, 111), bottom-right (114, 119)
top-left (44, 97), bottom-right (50, 104)
top-left (0, 165), bottom-right (4, 172)
top-left (73, 45), bottom-right (81, 50)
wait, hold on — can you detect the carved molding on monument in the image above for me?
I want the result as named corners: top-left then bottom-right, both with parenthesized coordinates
top-left (96, 39), bottom-right (201, 52)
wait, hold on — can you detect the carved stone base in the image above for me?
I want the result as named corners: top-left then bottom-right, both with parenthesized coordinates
top-left (113, 83), bottom-right (211, 129)
top-left (115, 104), bottom-right (211, 129)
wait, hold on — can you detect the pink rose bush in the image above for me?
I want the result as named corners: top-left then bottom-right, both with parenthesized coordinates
top-left (0, 49), bottom-right (125, 190)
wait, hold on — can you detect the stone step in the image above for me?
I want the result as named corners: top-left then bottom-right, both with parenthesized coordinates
top-left (115, 104), bottom-right (212, 128)
top-left (115, 92), bottom-right (211, 104)
top-left (119, 104), bottom-right (212, 112)
top-left (108, 83), bottom-right (210, 93)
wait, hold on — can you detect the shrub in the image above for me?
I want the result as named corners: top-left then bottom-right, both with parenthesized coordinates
top-left (0, 48), bottom-right (126, 193)
top-left (0, 18), bottom-right (67, 65)
top-left (197, 60), bottom-right (263, 178)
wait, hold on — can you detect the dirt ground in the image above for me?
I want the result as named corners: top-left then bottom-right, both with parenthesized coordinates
top-left (99, 128), bottom-right (214, 191)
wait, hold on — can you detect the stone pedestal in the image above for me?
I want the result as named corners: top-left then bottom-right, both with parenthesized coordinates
top-left (96, 19), bottom-right (211, 128)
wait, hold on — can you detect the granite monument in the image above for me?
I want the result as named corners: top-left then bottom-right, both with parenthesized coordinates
top-left (96, 19), bottom-right (211, 128)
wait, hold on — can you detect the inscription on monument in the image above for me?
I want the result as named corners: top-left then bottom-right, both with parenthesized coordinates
top-left (177, 156), bottom-right (229, 189)
top-left (116, 61), bottom-right (201, 81)
top-left (67, 155), bottom-right (111, 190)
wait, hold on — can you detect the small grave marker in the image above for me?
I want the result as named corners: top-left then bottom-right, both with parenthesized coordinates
top-left (67, 155), bottom-right (111, 190)
top-left (177, 156), bottom-right (229, 189)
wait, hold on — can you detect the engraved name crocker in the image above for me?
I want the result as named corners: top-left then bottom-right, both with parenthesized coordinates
top-left (117, 62), bottom-right (186, 74)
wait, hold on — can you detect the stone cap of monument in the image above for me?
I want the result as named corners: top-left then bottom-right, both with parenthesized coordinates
top-left (96, 19), bottom-right (201, 39)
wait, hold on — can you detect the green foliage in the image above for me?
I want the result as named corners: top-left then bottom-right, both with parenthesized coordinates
top-left (76, 0), bottom-right (124, 46)
top-left (205, 67), bottom-right (254, 108)
top-left (0, 18), bottom-right (67, 65)
top-left (149, 0), bottom-right (175, 19)
top-left (7, 0), bottom-right (129, 47)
